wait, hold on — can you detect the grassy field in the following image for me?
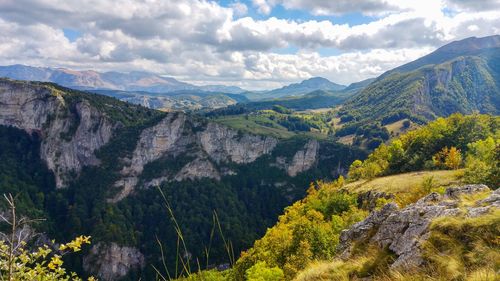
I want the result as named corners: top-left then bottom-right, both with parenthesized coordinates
top-left (213, 114), bottom-right (329, 140)
top-left (384, 119), bottom-right (419, 137)
top-left (345, 169), bottom-right (465, 206)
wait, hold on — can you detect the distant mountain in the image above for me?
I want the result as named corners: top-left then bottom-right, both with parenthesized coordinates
top-left (198, 84), bottom-right (246, 94)
top-left (0, 65), bottom-right (250, 110)
top-left (207, 89), bottom-right (353, 116)
top-left (91, 89), bottom-right (248, 111)
top-left (0, 65), bottom-right (246, 94)
top-left (341, 78), bottom-right (376, 94)
top-left (260, 77), bottom-right (346, 99)
top-left (341, 35), bottom-right (500, 124)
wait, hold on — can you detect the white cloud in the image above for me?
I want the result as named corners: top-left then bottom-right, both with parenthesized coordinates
top-left (0, 0), bottom-right (498, 89)
top-left (252, 0), bottom-right (273, 15)
top-left (230, 2), bottom-right (248, 16)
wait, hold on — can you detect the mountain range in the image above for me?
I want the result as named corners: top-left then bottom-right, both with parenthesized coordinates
top-left (0, 64), bottom-right (247, 94)
top-left (0, 65), bottom-right (356, 110)
top-left (340, 35), bottom-right (500, 125)
top-left (0, 35), bottom-right (499, 281)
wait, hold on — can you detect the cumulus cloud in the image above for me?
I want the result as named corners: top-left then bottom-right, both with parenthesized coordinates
top-left (0, 0), bottom-right (498, 89)
top-left (446, 0), bottom-right (500, 11)
top-left (230, 1), bottom-right (248, 16)
top-left (252, 0), bottom-right (273, 15)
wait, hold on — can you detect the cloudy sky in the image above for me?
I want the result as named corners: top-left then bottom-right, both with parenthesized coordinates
top-left (0, 0), bottom-right (499, 89)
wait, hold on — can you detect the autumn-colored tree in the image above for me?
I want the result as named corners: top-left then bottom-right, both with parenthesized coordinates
top-left (433, 146), bottom-right (462, 170)
top-left (444, 146), bottom-right (462, 170)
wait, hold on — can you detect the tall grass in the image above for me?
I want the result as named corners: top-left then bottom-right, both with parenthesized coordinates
top-left (154, 187), bottom-right (235, 280)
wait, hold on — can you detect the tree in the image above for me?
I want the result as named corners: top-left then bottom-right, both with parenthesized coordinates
top-left (444, 147), bottom-right (463, 170)
top-left (433, 147), bottom-right (462, 170)
top-left (402, 120), bottom-right (411, 128)
top-left (464, 137), bottom-right (499, 188)
top-left (245, 261), bottom-right (284, 281)
top-left (347, 160), bottom-right (363, 181)
top-left (0, 194), bottom-right (94, 281)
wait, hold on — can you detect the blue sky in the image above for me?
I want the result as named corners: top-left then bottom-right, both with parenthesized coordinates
top-left (219, 0), bottom-right (377, 24)
top-left (0, 0), bottom-right (499, 89)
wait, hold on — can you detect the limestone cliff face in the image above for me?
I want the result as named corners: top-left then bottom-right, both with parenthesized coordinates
top-left (0, 79), bottom-right (315, 204)
top-left (200, 122), bottom-right (278, 164)
top-left (338, 184), bottom-right (498, 269)
top-left (83, 243), bottom-right (145, 281)
top-left (274, 140), bottom-right (319, 177)
top-left (111, 113), bottom-right (188, 202)
top-left (0, 80), bottom-right (114, 187)
top-left (111, 114), bottom-right (279, 201)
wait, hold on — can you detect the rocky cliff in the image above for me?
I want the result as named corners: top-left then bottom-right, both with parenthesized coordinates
top-left (0, 79), bottom-right (342, 281)
top-left (83, 242), bottom-right (145, 281)
top-left (111, 114), bottom-right (279, 202)
top-left (338, 184), bottom-right (499, 269)
top-left (0, 79), bottom-right (114, 188)
top-left (274, 139), bottom-right (319, 177)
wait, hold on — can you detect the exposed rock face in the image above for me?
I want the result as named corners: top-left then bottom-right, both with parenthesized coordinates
top-left (111, 113), bottom-right (188, 202)
top-left (275, 140), bottom-right (319, 177)
top-left (338, 184), bottom-right (496, 269)
top-left (83, 242), bottom-right (145, 281)
top-left (111, 114), bottom-right (279, 201)
top-left (0, 79), bottom-right (318, 203)
top-left (174, 158), bottom-right (220, 181)
top-left (200, 122), bottom-right (278, 164)
top-left (0, 80), bottom-right (114, 187)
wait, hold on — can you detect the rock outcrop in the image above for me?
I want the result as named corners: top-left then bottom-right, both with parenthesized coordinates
top-left (0, 80), bottom-right (114, 187)
top-left (0, 79), bottom-right (320, 203)
top-left (200, 122), bottom-right (278, 164)
top-left (83, 243), bottom-right (145, 281)
top-left (275, 140), bottom-right (319, 177)
top-left (338, 184), bottom-right (497, 269)
top-left (111, 114), bottom-right (279, 201)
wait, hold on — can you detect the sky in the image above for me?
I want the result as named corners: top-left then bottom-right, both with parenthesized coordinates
top-left (0, 0), bottom-right (499, 90)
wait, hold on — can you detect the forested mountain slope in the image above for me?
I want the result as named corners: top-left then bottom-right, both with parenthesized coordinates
top-left (0, 78), bottom-right (365, 280)
top-left (186, 113), bottom-right (499, 281)
top-left (340, 35), bottom-right (500, 125)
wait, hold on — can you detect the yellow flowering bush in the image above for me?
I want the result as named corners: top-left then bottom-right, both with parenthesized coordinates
top-left (0, 236), bottom-right (96, 280)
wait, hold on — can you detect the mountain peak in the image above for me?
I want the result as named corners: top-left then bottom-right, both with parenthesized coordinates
top-left (384, 35), bottom-right (500, 76)
top-left (263, 77), bottom-right (346, 99)
top-left (437, 35), bottom-right (500, 53)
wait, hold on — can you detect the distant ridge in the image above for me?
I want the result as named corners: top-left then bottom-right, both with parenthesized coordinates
top-left (262, 77), bottom-right (346, 99)
top-left (342, 35), bottom-right (500, 124)
top-left (0, 64), bottom-right (246, 94)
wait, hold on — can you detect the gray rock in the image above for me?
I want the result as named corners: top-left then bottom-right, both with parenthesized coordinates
top-left (338, 184), bottom-right (497, 270)
top-left (83, 242), bottom-right (145, 281)
top-left (273, 140), bottom-right (319, 177)
top-left (0, 80), bottom-right (114, 188)
top-left (111, 113), bottom-right (279, 201)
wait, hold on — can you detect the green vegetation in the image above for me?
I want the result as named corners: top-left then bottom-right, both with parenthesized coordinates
top-left (347, 114), bottom-right (499, 188)
top-left (0, 81), bottom-right (366, 280)
top-left (0, 194), bottom-right (94, 281)
top-left (186, 113), bottom-right (498, 281)
top-left (464, 136), bottom-right (500, 187)
top-left (211, 107), bottom-right (338, 140)
top-left (340, 52), bottom-right (500, 127)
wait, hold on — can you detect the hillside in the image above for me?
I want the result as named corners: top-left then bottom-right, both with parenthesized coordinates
top-left (257, 77), bottom-right (346, 100)
top-left (184, 113), bottom-right (499, 281)
top-left (340, 35), bottom-right (500, 125)
top-left (91, 89), bottom-right (249, 111)
top-left (0, 78), bottom-right (365, 280)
